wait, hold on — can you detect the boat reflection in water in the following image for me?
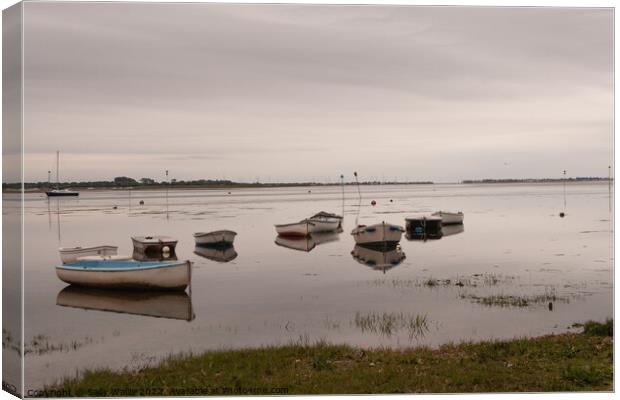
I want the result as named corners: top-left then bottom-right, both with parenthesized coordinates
top-left (351, 244), bottom-right (406, 273)
top-left (194, 244), bottom-right (238, 262)
top-left (275, 230), bottom-right (340, 252)
top-left (406, 222), bottom-right (464, 242)
top-left (56, 286), bottom-right (194, 321)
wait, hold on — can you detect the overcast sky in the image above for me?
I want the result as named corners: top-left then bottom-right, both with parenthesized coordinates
top-left (20, 3), bottom-right (613, 183)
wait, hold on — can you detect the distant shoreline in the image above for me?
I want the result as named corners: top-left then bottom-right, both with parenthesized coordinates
top-left (1, 177), bottom-right (612, 193)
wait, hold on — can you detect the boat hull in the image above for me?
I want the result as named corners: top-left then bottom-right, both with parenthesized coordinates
top-left (56, 261), bottom-right (191, 291)
top-left (194, 230), bottom-right (237, 247)
top-left (59, 245), bottom-right (119, 264)
top-left (46, 190), bottom-right (79, 197)
top-left (432, 211), bottom-right (464, 225)
top-left (131, 236), bottom-right (178, 254)
top-left (275, 221), bottom-right (312, 237)
top-left (307, 218), bottom-right (340, 232)
top-left (351, 222), bottom-right (404, 249)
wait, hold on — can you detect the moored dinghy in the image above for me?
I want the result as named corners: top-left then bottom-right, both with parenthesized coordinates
top-left (351, 221), bottom-right (405, 249)
top-left (132, 236), bottom-right (178, 255)
top-left (59, 245), bottom-right (119, 264)
top-left (275, 219), bottom-right (314, 237)
top-left (310, 211), bottom-right (343, 228)
top-left (432, 211), bottom-right (464, 225)
top-left (56, 259), bottom-right (192, 291)
top-left (194, 230), bottom-right (237, 248)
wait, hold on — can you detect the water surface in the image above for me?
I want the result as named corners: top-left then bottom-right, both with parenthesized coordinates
top-left (16, 182), bottom-right (613, 388)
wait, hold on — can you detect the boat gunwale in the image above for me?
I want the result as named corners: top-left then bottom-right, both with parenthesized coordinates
top-left (56, 260), bottom-right (190, 272)
top-left (193, 230), bottom-right (237, 237)
top-left (59, 245), bottom-right (118, 253)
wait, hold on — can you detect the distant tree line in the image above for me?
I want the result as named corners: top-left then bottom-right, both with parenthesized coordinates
top-left (2, 177), bottom-right (434, 191)
top-left (462, 177), bottom-right (612, 184)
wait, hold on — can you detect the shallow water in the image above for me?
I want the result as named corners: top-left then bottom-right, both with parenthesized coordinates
top-left (12, 182), bottom-right (613, 388)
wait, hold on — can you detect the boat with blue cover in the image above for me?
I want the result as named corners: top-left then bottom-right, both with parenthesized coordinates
top-left (56, 259), bottom-right (191, 291)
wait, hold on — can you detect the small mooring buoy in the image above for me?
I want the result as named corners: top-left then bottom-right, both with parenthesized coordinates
top-left (548, 302), bottom-right (553, 311)
top-left (390, 199), bottom-right (393, 203)
top-left (139, 200), bottom-right (144, 205)
top-left (371, 200), bottom-right (377, 206)
top-left (559, 212), bottom-right (565, 218)
top-left (308, 190), bottom-right (311, 194)
top-left (228, 192), bottom-right (231, 194)
top-left (112, 206), bottom-right (117, 210)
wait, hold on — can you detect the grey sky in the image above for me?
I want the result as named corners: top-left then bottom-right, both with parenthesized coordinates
top-left (21, 3), bottom-right (613, 183)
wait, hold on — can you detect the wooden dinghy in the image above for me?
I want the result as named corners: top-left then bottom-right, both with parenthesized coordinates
top-left (55, 259), bottom-right (191, 291)
top-left (432, 211), bottom-right (464, 225)
top-left (193, 230), bottom-right (237, 248)
top-left (59, 245), bottom-right (119, 264)
top-left (56, 286), bottom-right (194, 321)
top-left (351, 222), bottom-right (405, 249)
top-left (131, 236), bottom-right (178, 255)
top-left (310, 211), bottom-right (343, 227)
top-left (275, 218), bottom-right (340, 237)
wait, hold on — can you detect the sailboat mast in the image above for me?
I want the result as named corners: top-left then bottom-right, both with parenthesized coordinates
top-left (56, 150), bottom-right (60, 189)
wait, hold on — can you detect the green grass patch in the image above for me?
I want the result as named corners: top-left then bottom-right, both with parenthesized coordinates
top-left (45, 329), bottom-right (613, 396)
top-left (582, 319), bottom-right (613, 337)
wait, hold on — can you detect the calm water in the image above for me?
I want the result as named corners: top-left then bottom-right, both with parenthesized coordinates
top-left (13, 182), bottom-right (613, 388)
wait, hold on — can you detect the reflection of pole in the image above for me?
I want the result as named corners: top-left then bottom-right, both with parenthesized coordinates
top-left (354, 172), bottom-right (362, 227)
top-left (56, 199), bottom-right (61, 244)
top-left (563, 170), bottom-right (566, 210)
top-left (609, 166), bottom-right (612, 212)
top-left (47, 197), bottom-right (52, 231)
top-left (340, 174), bottom-right (345, 218)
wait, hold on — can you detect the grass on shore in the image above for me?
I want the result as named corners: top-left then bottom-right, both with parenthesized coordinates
top-left (48, 321), bottom-right (612, 396)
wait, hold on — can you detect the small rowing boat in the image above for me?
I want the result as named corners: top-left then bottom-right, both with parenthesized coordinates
top-left (59, 245), bottom-right (119, 264)
top-left (275, 218), bottom-right (340, 237)
top-left (432, 211), bottom-right (464, 225)
top-left (131, 236), bottom-right (178, 254)
top-left (310, 211), bottom-right (343, 227)
top-left (194, 230), bottom-right (237, 248)
top-left (55, 259), bottom-right (191, 291)
top-left (351, 222), bottom-right (404, 249)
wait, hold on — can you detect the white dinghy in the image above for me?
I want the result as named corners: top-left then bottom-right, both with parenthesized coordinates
top-left (132, 236), bottom-right (178, 254)
top-left (56, 259), bottom-right (192, 291)
top-left (194, 230), bottom-right (237, 248)
top-left (275, 218), bottom-right (340, 237)
top-left (432, 211), bottom-right (464, 225)
top-left (310, 211), bottom-right (343, 228)
top-left (351, 221), bottom-right (405, 249)
top-left (59, 245), bottom-right (119, 264)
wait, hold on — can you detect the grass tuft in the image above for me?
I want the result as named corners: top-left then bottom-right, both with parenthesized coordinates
top-left (582, 319), bottom-right (613, 337)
